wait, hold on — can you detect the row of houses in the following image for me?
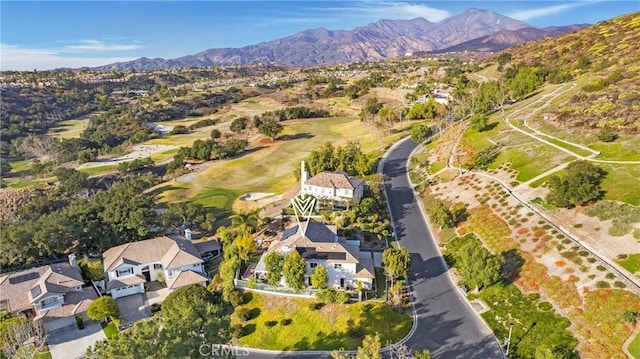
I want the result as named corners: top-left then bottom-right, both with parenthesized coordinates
top-left (1, 163), bottom-right (370, 334)
top-left (0, 235), bottom-right (220, 332)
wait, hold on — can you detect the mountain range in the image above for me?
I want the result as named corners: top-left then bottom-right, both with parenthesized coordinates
top-left (93, 8), bottom-right (588, 71)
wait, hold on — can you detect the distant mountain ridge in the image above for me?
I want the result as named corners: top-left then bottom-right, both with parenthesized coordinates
top-left (92, 8), bottom-right (586, 70)
top-left (437, 24), bottom-right (590, 53)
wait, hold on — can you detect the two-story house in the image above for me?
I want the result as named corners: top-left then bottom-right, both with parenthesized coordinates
top-left (103, 236), bottom-right (212, 299)
top-left (299, 161), bottom-right (365, 206)
top-left (0, 256), bottom-right (97, 331)
top-left (254, 221), bottom-right (375, 290)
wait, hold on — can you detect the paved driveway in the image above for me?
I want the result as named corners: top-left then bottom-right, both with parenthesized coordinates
top-left (116, 294), bottom-right (150, 329)
top-left (48, 321), bottom-right (105, 359)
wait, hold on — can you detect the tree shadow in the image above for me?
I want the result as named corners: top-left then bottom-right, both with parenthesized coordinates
top-left (243, 291), bottom-right (254, 303)
top-left (279, 132), bottom-right (315, 141)
top-left (482, 121), bottom-right (499, 132)
top-left (242, 323), bottom-right (256, 336)
top-left (249, 308), bottom-right (261, 320)
top-left (501, 249), bottom-right (525, 283)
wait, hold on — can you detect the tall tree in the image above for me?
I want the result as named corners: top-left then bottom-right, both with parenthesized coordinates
top-left (265, 252), bottom-right (284, 286)
top-left (410, 123), bottom-right (433, 143)
top-left (469, 113), bottom-right (489, 132)
top-left (382, 247), bottom-right (411, 290)
top-left (231, 209), bottom-right (261, 235)
top-left (234, 231), bottom-right (257, 262)
top-left (428, 199), bottom-right (455, 229)
top-left (160, 202), bottom-right (216, 232)
top-left (310, 265), bottom-right (329, 289)
top-left (0, 317), bottom-right (47, 359)
top-left (454, 236), bottom-right (504, 290)
top-left (545, 161), bottom-right (606, 208)
top-left (258, 119), bottom-right (284, 141)
top-left (283, 250), bottom-right (306, 290)
top-left (229, 117), bottom-right (248, 133)
top-left (87, 296), bottom-right (119, 322)
top-left (357, 333), bottom-right (382, 359)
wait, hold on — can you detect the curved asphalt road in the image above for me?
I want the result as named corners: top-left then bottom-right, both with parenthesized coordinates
top-left (382, 137), bottom-right (503, 359)
top-left (240, 137), bottom-right (502, 359)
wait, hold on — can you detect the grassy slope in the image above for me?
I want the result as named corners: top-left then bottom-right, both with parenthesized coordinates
top-left (630, 331), bottom-right (640, 359)
top-left (48, 112), bottom-right (102, 139)
top-left (233, 292), bottom-right (411, 350)
top-left (618, 254), bottom-right (640, 274)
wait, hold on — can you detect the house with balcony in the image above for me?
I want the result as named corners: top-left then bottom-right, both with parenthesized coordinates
top-left (0, 256), bottom-right (98, 331)
top-left (254, 221), bottom-right (375, 290)
top-left (299, 161), bottom-right (365, 206)
top-left (102, 236), bottom-right (214, 299)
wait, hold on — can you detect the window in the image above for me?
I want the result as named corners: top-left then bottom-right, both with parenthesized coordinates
top-left (41, 297), bottom-right (58, 309)
top-left (334, 264), bottom-right (342, 269)
top-left (309, 263), bottom-right (317, 268)
top-left (153, 263), bottom-right (163, 270)
top-left (116, 268), bottom-right (133, 277)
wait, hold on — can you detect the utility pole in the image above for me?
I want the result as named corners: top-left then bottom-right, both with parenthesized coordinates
top-left (505, 322), bottom-right (514, 357)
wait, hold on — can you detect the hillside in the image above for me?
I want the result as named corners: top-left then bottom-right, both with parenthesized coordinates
top-left (437, 24), bottom-right (588, 53)
top-left (506, 11), bottom-right (640, 133)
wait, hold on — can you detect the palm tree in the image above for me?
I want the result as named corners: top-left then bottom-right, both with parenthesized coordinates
top-left (231, 209), bottom-right (262, 235)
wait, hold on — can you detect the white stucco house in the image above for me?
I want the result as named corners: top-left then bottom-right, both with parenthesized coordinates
top-left (0, 256), bottom-right (97, 331)
top-left (102, 236), bottom-right (217, 299)
top-left (299, 161), bottom-right (365, 206)
top-left (254, 221), bottom-right (375, 290)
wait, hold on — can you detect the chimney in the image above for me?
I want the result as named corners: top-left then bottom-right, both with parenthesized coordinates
top-left (184, 228), bottom-right (192, 241)
top-left (301, 160), bottom-right (308, 185)
top-left (68, 254), bottom-right (76, 268)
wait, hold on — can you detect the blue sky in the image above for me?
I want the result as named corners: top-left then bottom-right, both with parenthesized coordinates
top-left (1, 1), bottom-right (638, 71)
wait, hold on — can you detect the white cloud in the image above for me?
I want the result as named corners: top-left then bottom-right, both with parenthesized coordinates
top-left (378, 2), bottom-right (451, 21)
top-left (322, 1), bottom-right (450, 22)
top-left (63, 40), bottom-right (141, 52)
top-left (1, 44), bottom-right (137, 71)
top-left (508, 2), bottom-right (586, 21)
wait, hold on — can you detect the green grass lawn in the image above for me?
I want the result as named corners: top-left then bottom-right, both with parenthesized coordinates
top-left (48, 112), bottom-right (101, 139)
top-left (35, 351), bottom-right (52, 359)
top-left (233, 292), bottom-right (411, 350)
top-left (150, 149), bottom-right (180, 163)
top-left (103, 321), bottom-right (119, 339)
top-left (544, 137), bottom-right (594, 157)
top-left (6, 159), bottom-right (33, 173)
top-left (629, 331), bottom-right (640, 359)
top-left (488, 142), bottom-right (575, 182)
top-left (528, 162), bottom-right (640, 205)
top-left (145, 128), bottom-right (216, 146)
top-left (599, 163), bottom-right (640, 206)
top-left (153, 116), bottom-right (410, 214)
top-left (8, 177), bottom-right (55, 189)
top-left (79, 164), bottom-right (118, 176)
top-left (428, 161), bottom-right (446, 174)
top-left (591, 137), bottom-right (640, 161)
top-left (528, 117), bottom-right (640, 161)
top-left (618, 254), bottom-right (640, 274)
